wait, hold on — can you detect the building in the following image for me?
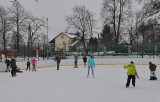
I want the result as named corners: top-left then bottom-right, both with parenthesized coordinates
top-left (49, 32), bottom-right (89, 53)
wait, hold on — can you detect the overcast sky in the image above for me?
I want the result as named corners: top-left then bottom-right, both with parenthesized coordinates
top-left (1, 0), bottom-right (144, 42)
top-left (1, 0), bottom-right (104, 41)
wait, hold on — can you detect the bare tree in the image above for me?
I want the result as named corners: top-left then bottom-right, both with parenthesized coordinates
top-left (66, 5), bottom-right (97, 53)
top-left (25, 15), bottom-right (46, 57)
top-left (101, 0), bottom-right (132, 52)
top-left (8, 0), bottom-right (28, 53)
top-left (0, 5), bottom-right (12, 57)
top-left (142, 0), bottom-right (160, 17)
top-left (25, 14), bottom-right (46, 44)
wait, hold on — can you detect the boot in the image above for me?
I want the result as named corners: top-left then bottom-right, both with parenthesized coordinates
top-left (153, 76), bottom-right (157, 80)
top-left (150, 76), bottom-right (153, 80)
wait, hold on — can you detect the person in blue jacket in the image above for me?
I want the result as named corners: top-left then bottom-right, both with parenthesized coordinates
top-left (87, 55), bottom-right (95, 78)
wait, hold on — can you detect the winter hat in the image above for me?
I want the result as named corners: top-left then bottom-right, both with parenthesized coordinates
top-left (130, 61), bottom-right (134, 64)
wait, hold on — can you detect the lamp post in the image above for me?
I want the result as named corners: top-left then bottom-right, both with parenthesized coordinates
top-left (46, 18), bottom-right (49, 59)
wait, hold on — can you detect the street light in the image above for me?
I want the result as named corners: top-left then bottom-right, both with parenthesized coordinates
top-left (46, 18), bottom-right (49, 59)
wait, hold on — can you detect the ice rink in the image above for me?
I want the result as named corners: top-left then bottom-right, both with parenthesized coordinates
top-left (0, 65), bottom-right (160, 102)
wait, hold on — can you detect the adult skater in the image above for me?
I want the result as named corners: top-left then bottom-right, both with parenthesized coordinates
top-left (5, 58), bottom-right (10, 72)
top-left (124, 61), bottom-right (139, 88)
top-left (31, 58), bottom-right (37, 71)
top-left (87, 55), bottom-right (95, 78)
top-left (55, 54), bottom-right (61, 70)
top-left (83, 55), bottom-right (87, 68)
top-left (149, 62), bottom-right (157, 80)
top-left (10, 57), bottom-right (16, 77)
top-left (74, 55), bottom-right (78, 68)
top-left (26, 58), bottom-right (31, 71)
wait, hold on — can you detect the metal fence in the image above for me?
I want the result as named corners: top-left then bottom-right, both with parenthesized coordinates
top-left (0, 42), bottom-right (160, 62)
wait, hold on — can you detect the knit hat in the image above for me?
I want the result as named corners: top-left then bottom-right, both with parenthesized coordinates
top-left (130, 61), bottom-right (134, 64)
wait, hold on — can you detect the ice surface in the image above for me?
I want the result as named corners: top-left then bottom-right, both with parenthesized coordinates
top-left (0, 65), bottom-right (160, 102)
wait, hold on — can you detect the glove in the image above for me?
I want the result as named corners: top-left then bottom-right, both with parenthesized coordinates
top-left (136, 75), bottom-right (139, 79)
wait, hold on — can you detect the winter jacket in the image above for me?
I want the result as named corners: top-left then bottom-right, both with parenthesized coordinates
top-left (74, 56), bottom-right (78, 62)
top-left (149, 63), bottom-right (156, 71)
top-left (26, 59), bottom-right (30, 65)
top-left (55, 56), bottom-right (61, 63)
top-left (124, 64), bottom-right (138, 76)
top-left (5, 59), bottom-right (10, 66)
top-left (10, 58), bottom-right (16, 69)
top-left (31, 59), bottom-right (37, 65)
top-left (87, 56), bottom-right (95, 68)
top-left (83, 57), bottom-right (87, 62)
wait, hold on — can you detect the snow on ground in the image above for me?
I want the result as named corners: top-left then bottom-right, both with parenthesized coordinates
top-left (0, 65), bottom-right (160, 102)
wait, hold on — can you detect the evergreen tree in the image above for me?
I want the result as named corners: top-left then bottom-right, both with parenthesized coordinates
top-left (100, 24), bottom-right (113, 47)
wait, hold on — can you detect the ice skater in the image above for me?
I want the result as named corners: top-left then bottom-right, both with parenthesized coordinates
top-left (10, 57), bottom-right (17, 77)
top-left (26, 58), bottom-right (31, 71)
top-left (31, 58), bottom-right (37, 71)
top-left (124, 61), bottom-right (139, 88)
top-left (74, 55), bottom-right (78, 68)
top-left (55, 54), bottom-right (61, 70)
top-left (5, 58), bottom-right (10, 72)
top-left (86, 55), bottom-right (95, 78)
top-left (149, 62), bottom-right (157, 80)
top-left (83, 55), bottom-right (87, 68)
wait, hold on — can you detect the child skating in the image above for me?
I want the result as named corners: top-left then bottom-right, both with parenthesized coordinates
top-left (26, 58), bottom-right (31, 71)
top-left (124, 61), bottom-right (139, 88)
top-left (10, 57), bottom-right (17, 77)
top-left (5, 58), bottom-right (10, 72)
top-left (86, 55), bottom-right (95, 78)
top-left (74, 55), bottom-right (78, 68)
top-left (83, 55), bottom-right (87, 68)
top-left (31, 58), bottom-right (37, 71)
top-left (149, 62), bottom-right (157, 80)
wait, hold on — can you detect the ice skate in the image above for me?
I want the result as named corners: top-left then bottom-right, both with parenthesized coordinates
top-left (92, 74), bottom-right (95, 78)
top-left (86, 74), bottom-right (89, 78)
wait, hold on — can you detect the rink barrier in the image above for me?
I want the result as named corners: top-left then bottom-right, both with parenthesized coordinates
top-left (0, 58), bottom-right (160, 72)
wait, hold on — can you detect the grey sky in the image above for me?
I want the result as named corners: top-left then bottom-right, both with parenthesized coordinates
top-left (1, 0), bottom-right (103, 41)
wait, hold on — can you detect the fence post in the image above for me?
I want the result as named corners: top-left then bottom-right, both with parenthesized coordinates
top-left (24, 42), bottom-right (25, 61)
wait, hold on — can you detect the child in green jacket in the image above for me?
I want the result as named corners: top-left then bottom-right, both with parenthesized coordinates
top-left (26, 58), bottom-right (31, 71)
top-left (124, 61), bottom-right (139, 88)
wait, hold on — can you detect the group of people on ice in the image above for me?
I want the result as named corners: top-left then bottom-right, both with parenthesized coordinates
top-left (55, 53), bottom-right (158, 88)
top-left (26, 58), bottom-right (37, 71)
top-left (54, 54), bottom-right (95, 78)
top-left (4, 54), bottom-right (158, 88)
top-left (4, 57), bottom-right (37, 77)
top-left (124, 61), bottom-right (157, 88)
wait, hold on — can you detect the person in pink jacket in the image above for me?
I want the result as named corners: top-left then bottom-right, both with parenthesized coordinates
top-left (31, 58), bottom-right (37, 71)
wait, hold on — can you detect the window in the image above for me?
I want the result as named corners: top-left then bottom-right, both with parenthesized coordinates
top-left (63, 41), bottom-right (66, 45)
top-left (61, 34), bottom-right (64, 39)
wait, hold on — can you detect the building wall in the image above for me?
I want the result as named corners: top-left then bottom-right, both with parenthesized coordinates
top-left (55, 33), bottom-right (71, 51)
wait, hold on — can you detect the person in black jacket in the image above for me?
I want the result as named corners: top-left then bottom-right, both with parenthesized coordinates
top-left (83, 55), bottom-right (87, 68)
top-left (74, 55), bottom-right (78, 68)
top-left (149, 62), bottom-right (157, 80)
top-left (10, 57), bottom-right (17, 77)
top-left (5, 58), bottom-right (10, 72)
top-left (55, 54), bottom-right (61, 70)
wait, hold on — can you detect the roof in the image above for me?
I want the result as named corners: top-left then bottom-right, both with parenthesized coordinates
top-left (64, 33), bottom-right (77, 39)
top-left (69, 40), bottom-right (79, 47)
top-left (49, 32), bottom-right (90, 43)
